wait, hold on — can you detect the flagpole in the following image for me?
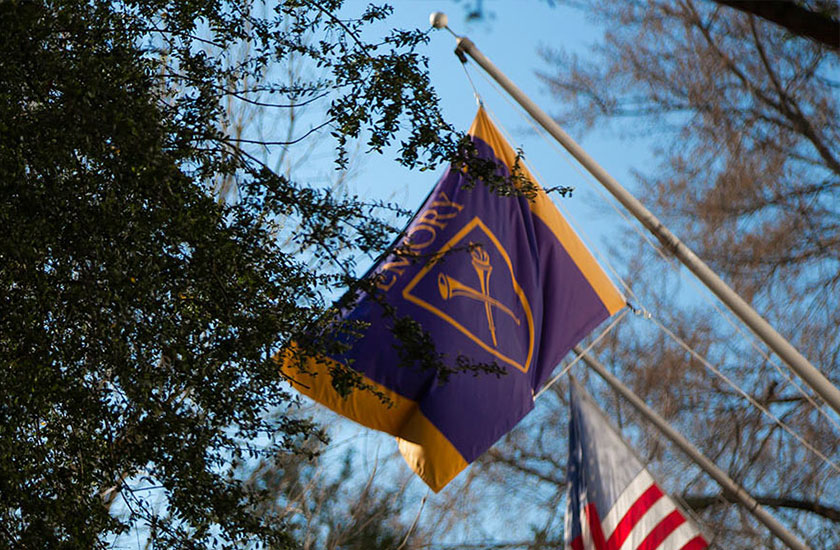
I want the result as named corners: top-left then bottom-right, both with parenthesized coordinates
top-left (573, 345), bottom-right (811, 550)
top-left (433, 19), bottom-right (840, 418)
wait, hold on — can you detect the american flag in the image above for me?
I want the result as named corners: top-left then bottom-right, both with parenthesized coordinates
top-left (565, 378), bottom-right (708, 550)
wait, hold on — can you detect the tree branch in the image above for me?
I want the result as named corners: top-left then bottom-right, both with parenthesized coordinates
top-left (713, 0), bottom-right (840, 49)
top-left (683, 492), bottom-right (840, 522)
top-left (689, 1), bottom-right (840, 175)
top-left (484, 448), bottom-right (565, 486)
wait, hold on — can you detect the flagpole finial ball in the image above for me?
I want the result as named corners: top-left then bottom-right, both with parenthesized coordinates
top-left (429, 12), bottom-right (448, 29)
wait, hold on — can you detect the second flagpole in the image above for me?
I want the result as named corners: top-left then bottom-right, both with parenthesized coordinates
top-left (573, 345), bottom-right (810, 550)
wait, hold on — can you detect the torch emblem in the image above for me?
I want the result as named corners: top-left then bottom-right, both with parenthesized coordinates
top-left (437, 244), bottom-right (521, 348)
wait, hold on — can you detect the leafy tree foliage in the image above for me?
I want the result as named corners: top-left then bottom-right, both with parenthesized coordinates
top-left (0, 1), bottom-right (468, 547)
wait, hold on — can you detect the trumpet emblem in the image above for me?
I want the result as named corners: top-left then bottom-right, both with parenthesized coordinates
top-left (437, 244), bottom-right (520, 347)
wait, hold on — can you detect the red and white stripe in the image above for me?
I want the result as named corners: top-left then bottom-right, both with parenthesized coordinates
top-left (571, 470), bottom-right (707, 550)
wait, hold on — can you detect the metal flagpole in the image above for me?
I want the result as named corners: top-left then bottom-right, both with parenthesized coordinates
top-left (429, 14), bottom-right (840, 418)
top-left (572, 345), bottom-right (811, 550)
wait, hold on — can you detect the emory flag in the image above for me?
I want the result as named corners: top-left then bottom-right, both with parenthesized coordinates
top-left (565, 378), bottom-right (708, 550)
top-left (280, 108), bottom-right (625, 491)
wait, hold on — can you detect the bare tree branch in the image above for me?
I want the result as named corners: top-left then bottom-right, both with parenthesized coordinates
top-left (684, 492), bottom-right (840, 522)
top-left (713, 0), bottom-right (840, 49)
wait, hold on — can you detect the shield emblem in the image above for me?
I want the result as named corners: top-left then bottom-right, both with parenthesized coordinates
top-left (402, 216), bottom-right (535, 373)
